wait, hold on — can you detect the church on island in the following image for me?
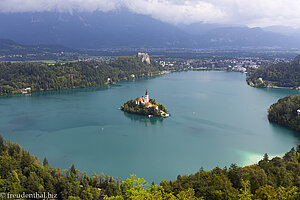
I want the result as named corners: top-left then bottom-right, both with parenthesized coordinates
top-left (135, 90), bottom-right (158, 110)
top-left (121, 89), bottom-right (169, 117)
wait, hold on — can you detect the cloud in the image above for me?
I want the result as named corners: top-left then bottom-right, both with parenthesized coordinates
top-left (0, 0), bottom-right (300, 27)
top-left (0, 0), bottom-right (121, 13)
top-left (123, 0), bottom-right (225, 24)
top-left (206, 0), bottom-right (300, 27)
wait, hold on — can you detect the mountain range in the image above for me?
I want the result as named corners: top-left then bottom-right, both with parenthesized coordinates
top-left (1, 10), bottom-right (300, 49)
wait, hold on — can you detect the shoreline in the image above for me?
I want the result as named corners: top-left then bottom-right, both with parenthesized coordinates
top-left (0, 69), bottom-right (251, 97)
top-left (0, 70), bottom-right (168, 96)
top-left (237, 149), bottom-right (284, 167)
top-left (248, 83), bottom-right (299, 90)
top-left (267, 85), bottom-right (296, 90)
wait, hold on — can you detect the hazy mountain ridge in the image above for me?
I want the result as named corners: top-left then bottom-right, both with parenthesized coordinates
top-left (1, 11), bottom-right (300, 49)
top-left (0, 11), bottom-right (193, 49)
top-left (0, 39), bottom-right (75, 55)
top-left (263, 25), bottom-right (300, 36)
top-left (197, 27), bottom-right (300, 48)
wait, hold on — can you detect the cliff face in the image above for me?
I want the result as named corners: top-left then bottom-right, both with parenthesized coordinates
top-left (138, 52), bottom-right (151, 64)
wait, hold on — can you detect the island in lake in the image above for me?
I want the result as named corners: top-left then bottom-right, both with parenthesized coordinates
top-left (121, 90), bottom-right (169, 117)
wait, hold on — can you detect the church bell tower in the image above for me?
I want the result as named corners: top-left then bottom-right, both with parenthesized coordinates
top-left (145, 89), bottom-right (149, 103)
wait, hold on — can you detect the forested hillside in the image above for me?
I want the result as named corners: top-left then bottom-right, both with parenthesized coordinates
top-left (268, 94), bottom-right (300, 132)
top-left (247, 55), bottom-right (300, 88)
top-left (0, 56), bottom-right (161, 95)
top-left (0, 135), bottom-right (299, 199)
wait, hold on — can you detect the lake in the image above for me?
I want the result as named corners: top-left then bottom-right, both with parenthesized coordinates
top-left (0, 70), bottom-right (299, 183)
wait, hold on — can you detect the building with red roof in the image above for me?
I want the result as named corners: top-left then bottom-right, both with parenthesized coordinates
top-left (135, 90), bottom-right (158, 110)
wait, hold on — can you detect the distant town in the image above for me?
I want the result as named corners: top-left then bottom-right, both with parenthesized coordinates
top-left (0, 46), bottom-right (297, 75)
top-left (157, 55), bottom-right (292, 73)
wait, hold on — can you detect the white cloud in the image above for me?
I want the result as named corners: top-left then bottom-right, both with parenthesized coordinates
top-left (123, 0), bottom-right (225, 24)
top-left (0, 0), bottom-right (121, 13)
top-left (205, 0), bottom-right (300, 27)
top-left (0, 0), bottom-right (300, 27)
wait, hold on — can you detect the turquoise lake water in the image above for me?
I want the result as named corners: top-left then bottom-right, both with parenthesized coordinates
top-left (0, 70), bottom-right (300, 183)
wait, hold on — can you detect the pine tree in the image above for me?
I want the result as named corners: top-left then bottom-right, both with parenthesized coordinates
top-left (263, 153), bottom-right (269, 161)
top-left (43, 157), bottom-right (49, 167)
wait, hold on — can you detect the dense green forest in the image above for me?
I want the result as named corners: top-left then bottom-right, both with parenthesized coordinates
top-left (247, 55), bottom-right (300, 88)
top-left (0, 56), bottom-right (161, 95)
top-left (0, 135), bottom-right (300, 199)
top-left (268, 94), bottom-right (300, 132)
top-left (121, 98), bottom-right (168, 117)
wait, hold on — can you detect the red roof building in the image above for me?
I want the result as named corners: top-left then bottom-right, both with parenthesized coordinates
top-left (138, 97), bottom-right (145, 102)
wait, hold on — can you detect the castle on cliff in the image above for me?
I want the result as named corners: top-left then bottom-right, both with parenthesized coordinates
top-left (137, 52), bottom-right (151, 64)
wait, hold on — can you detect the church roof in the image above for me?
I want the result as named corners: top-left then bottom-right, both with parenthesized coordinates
top-left (138, 97), bottom-right (145, 102)
top-left (145, 102), bottom-right (151, 106)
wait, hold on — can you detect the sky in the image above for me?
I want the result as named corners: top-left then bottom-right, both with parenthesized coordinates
top-left (0, 0), bottom-right (300, 28)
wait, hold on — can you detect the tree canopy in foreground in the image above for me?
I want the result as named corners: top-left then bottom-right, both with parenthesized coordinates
top-left (0, 135), bottom-right (300, 199)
